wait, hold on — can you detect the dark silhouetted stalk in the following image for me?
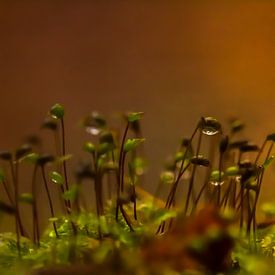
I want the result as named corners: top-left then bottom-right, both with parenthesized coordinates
top-left (1, 179), bottom-right (14, 206)
top-left (217, 154), bottom-right (223, 206)
top-left (157, 124), bottom-right (200, 234)
top-left (61, 118), bottom-right (71, 210)
top-left (31, 164), bottom-right (40, 246)
top-left (255, 139), bottom-right (267, 164)
top-left (133, 186), bottom-right (137, 220)
top-left (184, 130), bottom-right (203, 215)
top-left (41, 165), bottom-right (59, 238)
top-left (13, 160), bottom-right (21, 256)
top-left (239, 181), bottom-right (245, 230)
top-left (116, 122), bottom-right (129, 221)
top-left (119, 203), bottom-right (134, 232)
top-left (9, 159), bottom-right (27, 238)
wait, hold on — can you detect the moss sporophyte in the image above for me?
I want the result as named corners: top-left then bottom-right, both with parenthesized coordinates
top-left (0, 105), bottom-right (275, 274)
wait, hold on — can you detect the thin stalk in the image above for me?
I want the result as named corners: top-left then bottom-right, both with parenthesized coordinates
top-left (248, 141), bottom-right (274, 230)
top-left (68, 218), bottom-right (78, 262)
top-left (203, 136), bottom-right (217, 203)
top-left (246, 190), bottom-right (252, 236)
top-left (118, 122), bottom-right (130, 191)
top-left (191, 180), bottom-right (209, 213)
top-left (184, 130), bottom-right (203, 215)
top-left (61, 118), bottom-right (71, 210)
top-left (116, 122), bottom-right (129, 221)
top-left (41, 165), bottom-right (59, 238)
top-left (120, 152), bottom-right (126, 193)
top-left (237, 151), bottom-right (242, 165)
top-left (167, 163), bottom-right (191, 209)
top-left (156, 124), bottom-right (199, 234)
top-left (92, 153), bottom-right (103, 239)
top-left (119, 204), bottom-right (134, 231)
top-left (165, 124), bottom-right (200, 209)
top-left (229, 177), bottom-right (238, 210)
top-left (54, 127), bottom-right (68, 214)
top-left (255, 139), bottom-right (267, 164)
top-left (217, 152), bottom-right (223, 206)
top-left (247, 168), bottom-right (264, 237)
top-left (31, 164), bottom-right (40, 246)
top-left (220, 178), bottom-right (234, 208)
top-left (133, 184), bottom-right (137, 220)
top-left (10, 160), bottom-right (27, 237)
top-left (2, 179), bottom-right (14, 206)
top-left (239, 183), bottom-right (245, 230)
top-left (13, 161), bottom-right (21, 256)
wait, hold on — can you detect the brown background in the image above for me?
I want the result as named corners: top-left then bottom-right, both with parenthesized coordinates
top-left (0, 1), bottom-right (275, 229)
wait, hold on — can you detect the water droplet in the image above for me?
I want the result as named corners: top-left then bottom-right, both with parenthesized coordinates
top-left (86, 126), bottom-right (100, 135)
top-left (51, 178), bottom-right (58, 184)
top-left (202, 127), bottom-right (219, 136)
top-left (200, 117), bottom-right (221, 136)
top-left (235, 176), bottom-right (241, 183)
top-left (210, 181), bottom-right (224, 186)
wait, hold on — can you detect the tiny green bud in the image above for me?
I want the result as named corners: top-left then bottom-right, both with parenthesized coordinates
top-left (49, 171), bottom-right (64, 185)
top-left (123, 138), bottom-right (145, 153)
top-left (83, 142), bottom-right (95, 154)
top-left (50, 103), bottom-right (64, 119)
top-left (127, 112), bottom-right (144, 123)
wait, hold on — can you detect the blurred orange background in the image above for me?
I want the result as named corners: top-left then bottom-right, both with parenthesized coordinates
top-left (0, 1), bottom-right (275, 229)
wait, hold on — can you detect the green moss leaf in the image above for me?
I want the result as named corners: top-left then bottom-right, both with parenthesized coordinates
top-left (225, 166), bottom-right (239, 176)
top-left (123, 138), bottom-right (145, 153)
top-left (49, 171), bottom-right (64, 185)
top-left (160, 171), bottom-right (174, 185)
top-left (83, 142), bottom-right (95, 154)
top-left (63, 185), bottom-right (79, 202)
top-left (127, 112), bottom-right (144, 122)
top-left (210, 170), bottom-right (224, 181)
top-left (21, 152), bottom-right (39, 164)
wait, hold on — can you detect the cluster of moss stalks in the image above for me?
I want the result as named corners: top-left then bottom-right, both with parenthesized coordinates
top-left (0, 104), bottom-right (275, 274)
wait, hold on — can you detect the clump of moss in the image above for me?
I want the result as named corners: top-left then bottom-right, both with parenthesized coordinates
top-left (0, 105), bottom-right (274, 274)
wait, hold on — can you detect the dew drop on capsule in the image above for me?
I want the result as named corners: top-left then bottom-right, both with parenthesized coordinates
top-left (235, 176), bottom-right (241, 183)
top-left (201, 117), bottom-right (221, 136)
top-left (210, 180), bottom-right (224, 186)
top-left (202, 127), bottom-right (219, 136)
top-left (86, 126), bottom-right (100, 135)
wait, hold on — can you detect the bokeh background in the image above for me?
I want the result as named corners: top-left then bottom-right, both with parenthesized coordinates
top-left (1, 1), bottom-right (275, 230)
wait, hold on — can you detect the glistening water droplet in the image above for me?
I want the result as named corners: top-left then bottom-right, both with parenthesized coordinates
top-left (235, 176), bottom-right (241, 183)
top-left (86, 126), bottom-right (101, 135)
top-left (200, 117), bottom-right (221, 136)
top-left (202, 128), bottom-right (219, 136)
top-left (210, 181), bottom-right (224, 186)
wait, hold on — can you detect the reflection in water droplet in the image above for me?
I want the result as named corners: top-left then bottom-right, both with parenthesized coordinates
top-left (235, 176), bottom-right (241, 183)
top-left (86, 127), bottom-right (100, 135)
top-left (202, 127), bottom-right (219, 136)
top-left (210, 181), bottom-right (224, 186)
top-left (51, 178), bottom-right (58, 184)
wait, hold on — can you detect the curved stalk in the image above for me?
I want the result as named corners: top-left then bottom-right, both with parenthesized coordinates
top-left (41, 165), bottom-right (59, 238)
